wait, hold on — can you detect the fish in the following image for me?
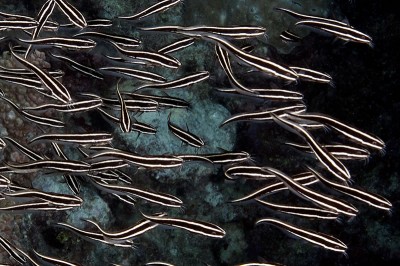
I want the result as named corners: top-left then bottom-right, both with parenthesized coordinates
top-left (140, 25), bottom-right (267, 39)
top-left (158, 37), bottom-right (195, 54)
top-left (215, 43), bottom-right (301, 98)
top-left (216, 87), bottom-right (304, 101)
top-left (274, 7), bottom-right (351, 27)
top-left (50, 53), bottom-right (103, 79)
top-left (1, 189), bottom-right (83, 207)
top-left (0, 10), bottom-right (37, 21)
top-left (142, 212), bottom-right (226, 238)
top-left (178, 25), bottom-right (267, 39)
top-left (116, 79), bottom-right (132, 133)
top-left (202, 34), bottom-right (298, 82)
top-left (55, 0), bottom-right (87, 28)
top-left (0, 20), bottom-right (38, 30)
top-left (30, 0), bottom-right (56, 40)
top-left (224, 165), bottom-right (275, 180)
top-left (85, 18), bottom-right (112, 27)
top-left (0, 96), bottom-right (66, 127)
top-left (96, 107), bottom-right (121, 125)
top-left (22, 98), bottom-right (103, 113)
top-left (135, 71), bottom-right (209, 91)
top-left (295, 20), bottom-right (373, 47)
top-left (118, 0), bottom-right (182, 20)
top-left (96, 107), bottom-right (157, 134)
top-left (89, 178), bottom-right (183, 208)
top-left (5, 159), bottom-right (91, 173)
top-left (264, 167), bottom-right (358, 216)
top-left (61, 18), bottom-right (113, 28)
top-left (255, 199), bottom-right (339, 219)
top-left (215, 44), bottom-right (260, 95)
top-left (99, 66), bottom-right (166, 83)
top-left (17, 37), bottom-right (96, 50)
top-left (53, 222), bottom-right (134, 248)
top-left (284, 142), bottom-right (371, 161)
top-left (88, 172), bottom-right (119, 182)
top-left (0, 72), bottom-right (46, 91)
top-left (98, 95), bottom-right (159, 112)
top-left (220, 104), bottom-right (306, 127)
top-left (103, 54), bottom-right (148, 66)
top-left (112, 193), bottom-right (137, 206)
top-left (28, 132), bottom-right (113, 145)
top-left (289, 66), bottom-right (333, 86)
top-left (204, 151), bottom-right (251, 164)
top-left (112, 169), bottom-right (133, 184)
top-left (146, 262), bottom-right (175, 266)
top-left (32, 249), bottom-right (81, 266)
top-left (0, 201), bottom-right (74, 213)
top-left (0, 66), bottom-right (64, 78)
top-left (167, 113), bottom-right (205, 148)
top-left (308, 167), bottom-right (392, 211)
top-left (176, 154), bottom-right (213, 164)
top-left (83, 215), bottom-right (165, 242)
top-left (0, 174), bottom-right (10, 188)
top-left (121, 92), bottom-right (190, 109)
top-left (1, 136), bottom-right (44, 161)
top-left (290, 113), bottom-right (385, 152)
top-left (63, 173), bottom-right (81, 195)
top-left (89, 159), bottom-right (129, 172)
top-left (51, 142), bottom-right (81, 195)
top-left (235, 263), bottom-right (284, 266)
top-left (9, 44), bottom-right (72, 103)
top-left (112, 42), bottom-right (181, 68)
top-left (2, 181), bottom-right (27, 193)
top-left (0, 235), bottom-right (27, 265)
top-left (272, 113), bottom-right (351, 183)
top-left (73, 31), bottom-right (141, 48)
top-left (230, 171), bottom-right (318, 203)
top-left (256, 218), bottom-right (347, 253)
top-left (280, 30), bottom-right (302, 42)
top-left (131, 120), bottom-right (158, 135)
top-left (13, 247), bottom-right (41, 266)
top-left (90, 149), bottom-right (183, 169)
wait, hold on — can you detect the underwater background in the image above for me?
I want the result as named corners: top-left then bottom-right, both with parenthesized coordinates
top-left (0, 0), bottom-right (399, 265)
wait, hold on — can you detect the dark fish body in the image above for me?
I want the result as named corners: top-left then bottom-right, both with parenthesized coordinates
top-left (142, 213), bottom-right (226, 238)
top-left (74, 31), bottom-right (141, 48)
top-left (167, 113), bottom-right (205, 148)
top-left (256, 218), bottom-right (347, 253)
top-left (295, 20), bottom-right (373, 46)
top-left (291, 113), bottom-right (385, 152)
top-left (119, 0), bottom-right (181, 20)
top-left (29, 132), bottom-right (113, 145)
top-left (18, 37), bottom-right (96, 50)
top-left (272, 114), bottom-right (351, 183)
top-left (55, 0), bottom-right (87, 28)
top-left (5, 159), bottom-right (91, 173)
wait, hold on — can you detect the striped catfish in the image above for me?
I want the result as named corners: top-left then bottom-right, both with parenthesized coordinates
top-left (272, 113), bottom-right (351, 183)
top-left (264, 167), bottom-right (358, 216)
top-left (119, 0), bottom-right (182, 20)
top-left (256, 218), bottom-right (347, 253)
top-left (55, 0), bottom-right (87, 28)
top-left (142, 212), bottom-right (226, 238)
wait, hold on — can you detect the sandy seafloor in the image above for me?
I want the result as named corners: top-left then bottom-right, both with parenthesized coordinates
top-left (0, 0), bottom-right (399, 265)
